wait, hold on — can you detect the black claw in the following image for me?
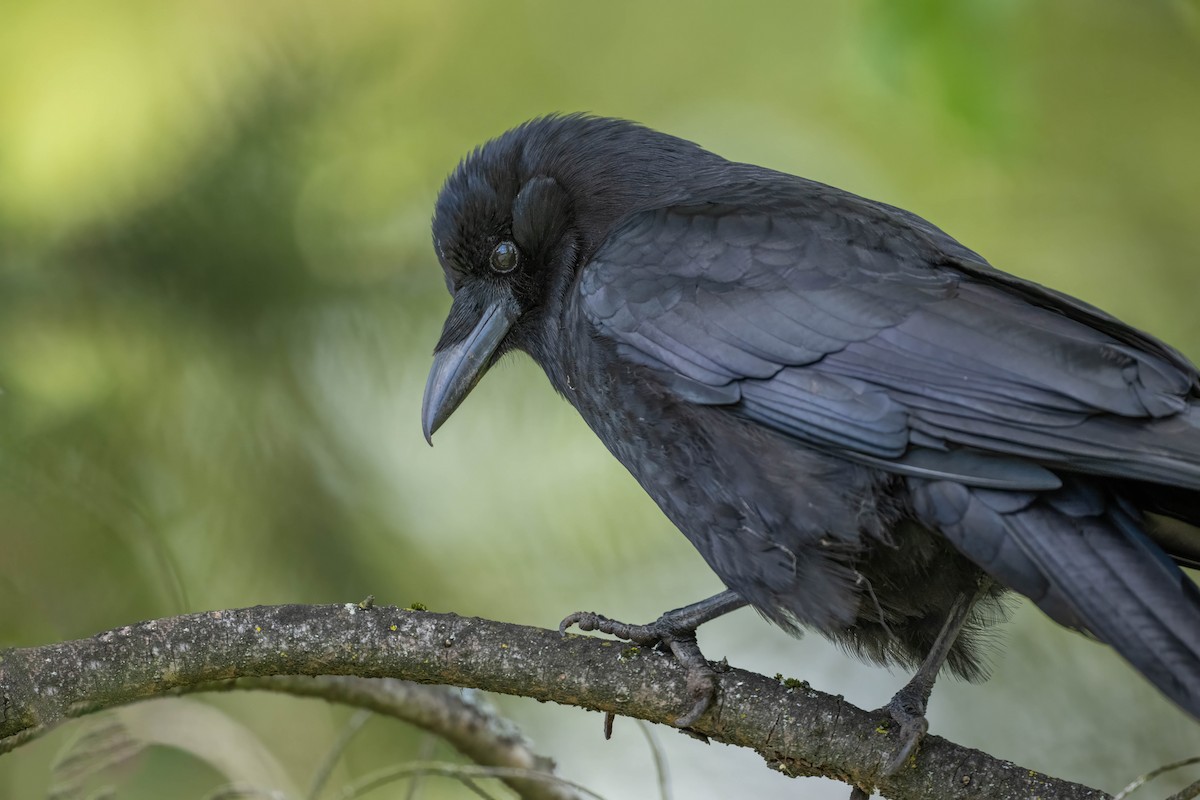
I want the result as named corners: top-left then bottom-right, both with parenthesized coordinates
top-left (664, 635), bottom-right (718, 726)
top-left (879, 691), bottom-right (931, 775)
top-left (675, 698), bottom-right (710, 728)
top-left (559, 611), bottom-right (589, 636)
top-left (674, 678), bottom-right (716, 728)
top-left (882, 715), bottom-right (928, 774)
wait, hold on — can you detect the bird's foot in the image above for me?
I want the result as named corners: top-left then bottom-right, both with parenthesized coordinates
top-left (877, 684), bottom-right (930, 776)
top-left (560, 608), bottom-right (720, 727)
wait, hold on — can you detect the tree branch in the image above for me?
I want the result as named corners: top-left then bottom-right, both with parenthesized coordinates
top-left (0, 603), bottom-right (1109, 799)
top-left (206, 676), bottom-right (585, 800)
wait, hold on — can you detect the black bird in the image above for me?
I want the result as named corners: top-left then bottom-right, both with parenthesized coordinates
top-left (422, 114), bottom-right (1200, 771)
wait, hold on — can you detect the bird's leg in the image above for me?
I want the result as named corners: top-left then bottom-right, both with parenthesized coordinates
top-left (879, 584), bottom-right (985, 775)
top-left (560, 590), bottom-right (747, 643)
top-left (560, 590), bottom-right (747, 726)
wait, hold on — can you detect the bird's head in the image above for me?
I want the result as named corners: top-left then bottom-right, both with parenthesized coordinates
top-left (421, 114), bottom-right (718, 442)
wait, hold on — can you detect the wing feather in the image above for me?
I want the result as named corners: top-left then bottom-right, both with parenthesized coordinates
top-left (579, 201), bottom-right (1200, 491)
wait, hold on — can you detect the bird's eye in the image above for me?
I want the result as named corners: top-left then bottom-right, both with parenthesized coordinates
top-left (490, 240), bottom-right (519, 273)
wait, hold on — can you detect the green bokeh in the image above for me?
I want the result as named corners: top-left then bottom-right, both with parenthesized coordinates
top-left (2, 2), bottom-right (1199, 798)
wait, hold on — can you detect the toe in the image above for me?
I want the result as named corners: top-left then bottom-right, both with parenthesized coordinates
top-left (881, 715), bottom-right (928, 775)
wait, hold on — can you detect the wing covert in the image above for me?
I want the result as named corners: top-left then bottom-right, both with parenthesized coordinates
top-left (578, 203), bottom-right (1200, 491)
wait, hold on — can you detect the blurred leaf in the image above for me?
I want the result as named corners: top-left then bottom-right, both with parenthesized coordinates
top-left (49, 700), bottom-right (299, 799)
top-left (116, 699), bottom-right (297, 794)
top-left (861, 0), bottom-right (1028, 144)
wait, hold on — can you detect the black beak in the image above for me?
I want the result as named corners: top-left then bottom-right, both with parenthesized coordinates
top-left (421, 293), bottom-right (520, 443)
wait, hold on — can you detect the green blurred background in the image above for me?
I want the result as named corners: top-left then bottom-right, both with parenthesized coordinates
top-left (2, 1), bottom-right (1199, 798)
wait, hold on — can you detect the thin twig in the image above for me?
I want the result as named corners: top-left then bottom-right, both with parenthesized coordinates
top-left (203, 786), bottom-right (289, 800)
top-left (1114, 756), bottom-right (1200, 800)
top-left (332, 762), bottom-right (610, 800)
top-left (307, 709), bottom-right (373, 800)
top-left (635, 721), bottom-right (671, 800)
top-left (403, 734), bottom-right (438, 800)
top-left (1167, 777), bottom-right (1200, 800)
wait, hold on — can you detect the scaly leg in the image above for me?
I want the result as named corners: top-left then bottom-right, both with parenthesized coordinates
top-left (880, 585), bottom-right (985, 775)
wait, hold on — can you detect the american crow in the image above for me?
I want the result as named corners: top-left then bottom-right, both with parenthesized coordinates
top-left (422, 114), bottom-right (1200, 772)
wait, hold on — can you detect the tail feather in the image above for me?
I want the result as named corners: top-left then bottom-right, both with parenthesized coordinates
top-left (913, 477), bottom-right (1200, 718)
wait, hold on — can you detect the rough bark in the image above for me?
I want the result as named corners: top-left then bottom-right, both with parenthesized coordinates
top-left (0, 602), bottom-right (1109, 799)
